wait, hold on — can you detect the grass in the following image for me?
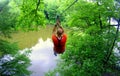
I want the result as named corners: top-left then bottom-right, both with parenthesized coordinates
top-left (4, 25), bottom-right (69, 50)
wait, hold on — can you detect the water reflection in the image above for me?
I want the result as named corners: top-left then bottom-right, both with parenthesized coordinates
top-left (28, 38), bottom-right (59, 76)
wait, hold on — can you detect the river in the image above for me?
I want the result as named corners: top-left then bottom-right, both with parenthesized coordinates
top-left (28, 38), bottom-right (60, 76)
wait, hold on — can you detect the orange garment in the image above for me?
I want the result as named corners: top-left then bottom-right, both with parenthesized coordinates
top-left (52, 34), bottom-right (67, 54)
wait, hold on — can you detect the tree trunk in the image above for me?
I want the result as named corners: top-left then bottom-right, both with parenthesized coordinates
top-left (99, 14), bottom-right (103, 29)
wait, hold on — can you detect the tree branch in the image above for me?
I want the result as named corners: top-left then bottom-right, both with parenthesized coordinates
top-left (99, 14), bottom-right (103, 29)
top-left (36, 0), bottom-right (40, 11)
top-left (104, 19), bottom-right (120, 65)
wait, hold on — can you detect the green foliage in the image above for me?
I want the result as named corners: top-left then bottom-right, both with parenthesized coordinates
top-left (0, 0), bottom-right (46, 33)
top-left (60, 29), bottom-right (106, 76)
top-left (0, 0), bottom-right (46, 75)
top-left (46, 26), bottom-right (119, 76)
top-left (44, 0), bottom-right (59, 24)
top-left (44, 0), bottom-right (67, 24)
top-left (0, 39), bottom-right (31, 76)
top-left (65, 0), bottom-right (116, 28)
top-left (46, 0), bottom-right (120, 76)
top-left (16, 0), bottom-right (45, 31)
top-left (0, 0), bottom-right (18, 37)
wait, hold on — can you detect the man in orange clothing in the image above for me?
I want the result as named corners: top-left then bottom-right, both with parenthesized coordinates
top-left (52, 21), bottom-right (67, 56)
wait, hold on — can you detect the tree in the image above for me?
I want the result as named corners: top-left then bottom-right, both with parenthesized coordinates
top-left (16, 0), bottom-right (45, 31)
top-left (46, 0), bottom-right (120, 76)
top-left (0, 0), bottom-right (45, 75)
top-left (43, 0), bottom-right (68, 24)
top-left (0, 39), bottom-right (31, 76)
top-left (0, 0), bottom-right (18, 37)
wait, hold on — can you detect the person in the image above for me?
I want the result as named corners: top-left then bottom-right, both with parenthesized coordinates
top-left (52, 21), bottom-right (67, 56)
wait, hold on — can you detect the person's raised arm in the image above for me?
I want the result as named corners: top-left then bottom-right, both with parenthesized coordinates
top-left (53, 24), bottom-right (57, 34)
top-left (57, 22), bottom-right (64, 33)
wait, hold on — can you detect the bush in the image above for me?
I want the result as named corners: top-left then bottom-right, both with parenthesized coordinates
top-left (0, 39), bottom-right (31, 76)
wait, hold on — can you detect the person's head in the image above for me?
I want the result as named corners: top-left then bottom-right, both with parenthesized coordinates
top-left (57, 28), bottom-right (63, 37)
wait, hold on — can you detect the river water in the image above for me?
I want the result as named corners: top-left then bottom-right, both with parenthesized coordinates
top-left (27, 38), bottom-right (60, 76)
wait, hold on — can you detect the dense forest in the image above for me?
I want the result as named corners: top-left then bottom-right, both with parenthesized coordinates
top-left (0, 0), bottom-right (120, 76)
